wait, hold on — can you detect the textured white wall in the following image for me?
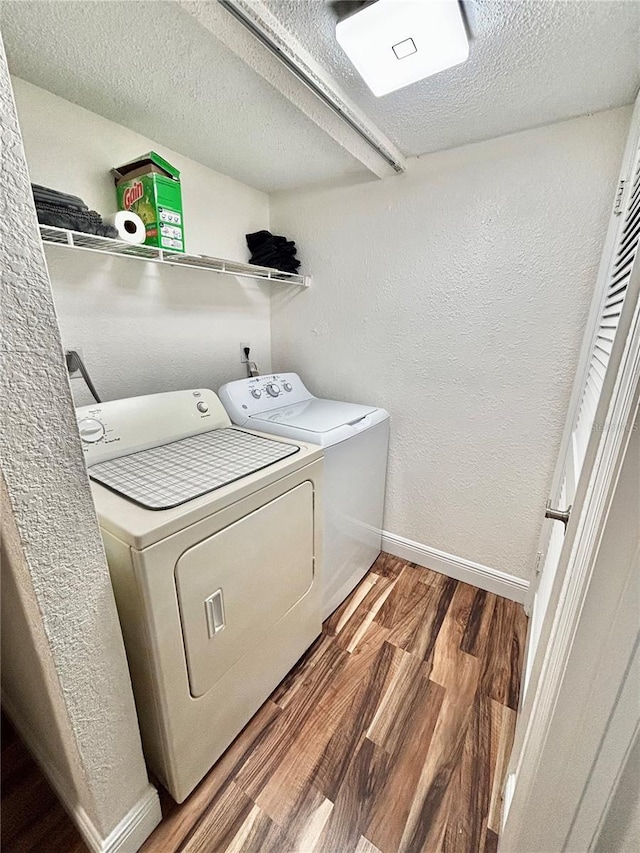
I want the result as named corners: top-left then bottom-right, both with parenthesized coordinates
top-left (0, 42), bottom-right (159, 846)
top-left (11, 77), bottom-right (272, 405)
top-left (270, 107), bottom-right (631, 579)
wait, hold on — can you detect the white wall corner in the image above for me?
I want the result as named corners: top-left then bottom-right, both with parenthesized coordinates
top-left (270, 109), bottom-right (628, 602)
top-left (382, 531), bottom-right (530, 603)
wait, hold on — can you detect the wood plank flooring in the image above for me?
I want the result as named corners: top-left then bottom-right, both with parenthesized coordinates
top-left (0, 714), bottom-right (85, 853)
top-left (144, 554), bottom-right (527, 853)
top-left (1, 554), bottom-right (527, 853)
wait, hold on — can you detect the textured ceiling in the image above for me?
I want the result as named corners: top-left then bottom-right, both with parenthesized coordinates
top-left (265, 0), bottom-right (640, 157)
top-left (1, 0), bottom-right (638, 192)
top-left (0, 0), bottom-right (365, 192)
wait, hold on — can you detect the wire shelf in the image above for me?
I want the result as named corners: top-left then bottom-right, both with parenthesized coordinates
top-left (39, 225), bottom-right (311, 287)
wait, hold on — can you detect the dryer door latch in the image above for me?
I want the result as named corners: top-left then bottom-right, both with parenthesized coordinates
top-left (205, 589), bottom-right (226, 637)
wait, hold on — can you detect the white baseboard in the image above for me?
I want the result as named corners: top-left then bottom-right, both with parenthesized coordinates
top-left (381, 530), bottom-right (530, 603)
top-left (79, 787), bottom-right (161, 853)
top-left (2, 695), bottom-right (161, 853)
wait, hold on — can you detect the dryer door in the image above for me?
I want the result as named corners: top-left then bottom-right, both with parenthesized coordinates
top-left (175, 481), bottom-right (314, 698)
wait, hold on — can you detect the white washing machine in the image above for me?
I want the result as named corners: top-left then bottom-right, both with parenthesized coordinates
top-left (76, 389), bottom-right (322, 802)
top-left (218, 373), bottom-right (389, 619)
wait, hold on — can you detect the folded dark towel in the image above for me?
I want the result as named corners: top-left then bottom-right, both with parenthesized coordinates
top-left (32, 184), bottom-right (118, 238)
top-left (36, 206), bottom-right (118, 238)
top-left (251, 251), bottom-right (300, 271)
top-left (35, 201), bottom-right (116, 236)
top-left (32, 184), bottom-right (87, 210)
top-left (272, 236), bottom-right (296, 250)
top-left (274, 261), bottom-right (301, 273)
top-left (250, 252), bottom-right (278, 267)
top-left (251, 241), bottom-right (296, 257)
top-left (250, 248), bottom-right (295, 265)
top-left (246, 230), bottom-right (273, 252)
top-left (246, 228), bottom-right (301, 274)
top-left (246, 231), bottom-right (296, 254)
top-left (260, 253), bottom-right (300, 269)
top-left (36, 200), bottom-right (100, 220)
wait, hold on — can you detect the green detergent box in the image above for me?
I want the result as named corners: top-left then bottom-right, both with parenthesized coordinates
top-left (112, 152), bottom-right (185, 253)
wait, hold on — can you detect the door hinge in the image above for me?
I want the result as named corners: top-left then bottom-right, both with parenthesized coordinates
top-left (614, 179), bottom-right (626, 216)
top-left (534, 551), bottom-right (543, 577)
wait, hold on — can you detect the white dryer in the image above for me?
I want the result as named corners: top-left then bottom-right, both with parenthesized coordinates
top-left (218, 373), bottom-right (389, 619)
top-left (76, 389), bottom-right (322, 802)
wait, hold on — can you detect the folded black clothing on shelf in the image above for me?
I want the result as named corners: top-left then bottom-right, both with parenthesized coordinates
top-left (32, 183), bottom-right (118, 238)
top-left (245, 228), bottom-right (300, 274)
top-left (251, 251), bottom-right (299, 272)
top-left (266, 254), bottom-right (300, 269)
top-left (35, 201), bottom-right (117, 238)
top-left (271, 235), bottom-right (296, 247)
top-left (246, 230), bottom-right (273, 252)
top-left (250, 247), bottom-right (296, 265)
top-left (245, 230), bottom-right (296, 249)
top-left (32, 184), bottom-right (87, 211)
top-left (253, 244), bottom-right (296, 258)
top-left (36, 200), bottom-right (101, 220)
top-left (255, 256), bottom-right (299, 273)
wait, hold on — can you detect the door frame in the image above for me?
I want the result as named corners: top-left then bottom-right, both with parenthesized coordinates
top-left (499, 257), bottom-right (640, 850)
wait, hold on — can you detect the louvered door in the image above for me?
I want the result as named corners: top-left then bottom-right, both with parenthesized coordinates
top-left (522, 100), bottom-right (640, 702)
top-left (571, 146), bottom-right (640, 483)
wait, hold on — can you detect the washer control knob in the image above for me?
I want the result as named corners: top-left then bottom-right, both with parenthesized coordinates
top-left (283, 382), bottom-right (293, 392)
top-left (266, 383), bottom-right (280, 397)
top-left (78, 417), bottom-right (105, 444)
top-left (196, 401), bottom-right (209, 413)
top-left (251, 389), bottom-right (262, 399)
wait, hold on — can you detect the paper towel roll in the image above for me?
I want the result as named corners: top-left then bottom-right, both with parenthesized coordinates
top-left (106, 210), bottom-right (146, 244)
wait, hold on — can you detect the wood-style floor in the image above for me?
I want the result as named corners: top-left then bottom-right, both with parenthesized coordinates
top-left (1, 714), bottom-right (85, 853)
top-left (1, 554), bottom-right (527, 853)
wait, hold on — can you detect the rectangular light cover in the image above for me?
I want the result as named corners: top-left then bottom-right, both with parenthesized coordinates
top-left (336, 0), bottom-right (469, 97)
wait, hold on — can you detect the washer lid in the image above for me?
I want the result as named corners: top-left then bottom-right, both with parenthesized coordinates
top-left (249, 398), bottom-right (377, 433)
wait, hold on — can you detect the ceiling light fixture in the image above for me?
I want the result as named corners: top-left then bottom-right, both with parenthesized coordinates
top-left (336, 0), bottom-right (469, 97)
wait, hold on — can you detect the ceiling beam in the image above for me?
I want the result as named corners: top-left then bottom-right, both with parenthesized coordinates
top-left (179, 0), bottom-right (407, 179)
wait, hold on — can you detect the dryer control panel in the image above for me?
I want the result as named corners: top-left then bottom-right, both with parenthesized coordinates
top-left (76, 389), bottom-right (231, 467)
top-left (218, 373), bottom-right (313, 426)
